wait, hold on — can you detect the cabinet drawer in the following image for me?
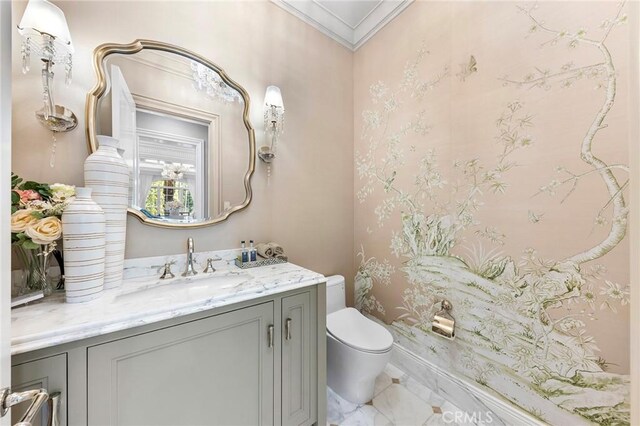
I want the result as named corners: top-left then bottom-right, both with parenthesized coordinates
top-left (88, 302), bottom-right (274, 426)
top-left (12, 354), bottom-right (67, 426)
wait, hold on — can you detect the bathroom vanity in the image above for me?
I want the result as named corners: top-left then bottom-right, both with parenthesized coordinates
top-left (10, 251), bottom-right (326, 426)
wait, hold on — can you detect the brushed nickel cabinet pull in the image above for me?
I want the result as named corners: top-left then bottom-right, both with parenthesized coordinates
top-left (285, 318), bottom-right (292, 341)
top-left (47, 391), bottom-right (61, 426)
top-left (267, 325), bottom-right (274, 348)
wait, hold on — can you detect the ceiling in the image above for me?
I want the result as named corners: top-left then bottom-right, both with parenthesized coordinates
top-left (270, 0), bottom-right (413, 51)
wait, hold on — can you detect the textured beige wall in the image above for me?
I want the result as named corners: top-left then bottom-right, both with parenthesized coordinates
top-left (11, 0), bottom-right (354, 281)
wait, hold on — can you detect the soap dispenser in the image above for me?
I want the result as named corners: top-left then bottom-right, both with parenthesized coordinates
top-left (249, 240), bottom-right (257, 262)
top-left (241, 241), bottom-right (248, 263)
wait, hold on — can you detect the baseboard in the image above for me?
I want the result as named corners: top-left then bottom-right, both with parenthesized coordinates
top-left (391, 343), bottom-right (546, 426)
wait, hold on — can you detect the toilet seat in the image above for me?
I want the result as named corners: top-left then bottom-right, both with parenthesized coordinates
top-left (327, 308), bottom-right (393, 354)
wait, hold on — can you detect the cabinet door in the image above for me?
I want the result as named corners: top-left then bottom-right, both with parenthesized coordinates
top-left (282, 291), bottom-right (316, 426)
top-left (11, 354), bottom-right (67, 426)
top-left (88, 302), bottom-right (274, 426)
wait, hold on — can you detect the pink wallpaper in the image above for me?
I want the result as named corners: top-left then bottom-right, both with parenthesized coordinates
top-left (354, 2), bottom-right (634, 424)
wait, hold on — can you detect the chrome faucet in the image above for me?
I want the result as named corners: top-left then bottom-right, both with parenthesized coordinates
top-left (183, 237), bottom-right (198, 277)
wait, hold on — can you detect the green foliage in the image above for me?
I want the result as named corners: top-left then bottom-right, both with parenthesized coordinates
top-left (145, 186), bottom-right (160, 215)
top-left (11, 191), bottom-right (19, 213)
top-left (596, 357), bottom-right (613, 372)
top-left (11, 172), bottom-right (23, 188)
top-left (575, 402), bottom-right (630, 426)
top-left (10, 172), bottom-right (54, 211)
top-left (13, 172), bottom-right (52, 199)
top-left (13, 232), bottom-right (40, 250)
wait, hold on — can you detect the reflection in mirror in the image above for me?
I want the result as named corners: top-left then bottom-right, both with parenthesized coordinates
top-left (135, 110), bottom-right (205, 220)
top-left (92, 45), bottom-right (253, 226)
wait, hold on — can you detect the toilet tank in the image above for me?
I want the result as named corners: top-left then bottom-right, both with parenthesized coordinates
top-left (326, 275), bottom-right (346, 314)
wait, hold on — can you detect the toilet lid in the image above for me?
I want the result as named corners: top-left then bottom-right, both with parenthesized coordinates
top-left (327, 308), bottom-right (393, 353)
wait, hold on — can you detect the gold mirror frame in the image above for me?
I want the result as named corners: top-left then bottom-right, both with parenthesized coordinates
top-left (86, 39), bottom-right (255, 229)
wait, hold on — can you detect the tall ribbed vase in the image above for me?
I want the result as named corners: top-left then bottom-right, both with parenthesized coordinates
top-left (85, 135), bottom-right (129, 289)
top-left (62, 187), bottom-right (106, 303)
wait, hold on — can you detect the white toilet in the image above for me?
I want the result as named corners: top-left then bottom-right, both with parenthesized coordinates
top-left (326, 275), bottom-right (394, 404)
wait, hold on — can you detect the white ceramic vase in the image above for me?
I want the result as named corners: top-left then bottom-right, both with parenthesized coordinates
top-left (62, 187), bottom-right (106, 303)
top-left (84, 135), bottom-right (129, 289)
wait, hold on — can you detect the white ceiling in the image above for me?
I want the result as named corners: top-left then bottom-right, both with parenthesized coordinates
top-left (270, 0), bottom-right (413, 51)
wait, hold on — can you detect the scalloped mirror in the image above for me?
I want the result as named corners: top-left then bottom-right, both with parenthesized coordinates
top-left (86, 40), bottom-right (255, 229)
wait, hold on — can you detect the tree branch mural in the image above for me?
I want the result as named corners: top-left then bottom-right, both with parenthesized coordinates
top-left (355, 3), bottom-right (631, 424)
top-left (502, 2), bottom-right (629, 266)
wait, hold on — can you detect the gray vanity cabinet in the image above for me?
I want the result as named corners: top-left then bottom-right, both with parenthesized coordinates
top-left (11, 354), bottom-right (67, 426)
top-left (87, 302), bottom-right (275, 426)
top-left (281, 292), bottom-right (315, 426)
top-left (11, 284), bottom-right (326, 426)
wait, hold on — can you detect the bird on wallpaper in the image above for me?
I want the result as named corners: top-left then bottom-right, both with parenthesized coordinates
top-left (457, 55), bottom-right (478, 82)
top-left (383, 171), bottom-right (397, 192)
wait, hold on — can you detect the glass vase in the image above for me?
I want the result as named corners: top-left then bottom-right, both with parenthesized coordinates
top-left (13, 244), bottom-right (54, 297)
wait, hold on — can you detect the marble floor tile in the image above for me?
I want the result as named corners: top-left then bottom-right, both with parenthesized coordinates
top-left (423, 413), bottom-right (448, 426)
top-left (404, 376), bottom-right (445, 406)
top-left (424, 401), bottom-right (474, 426)
top-left (340, 405), bottom-right (393, 426)
top-left (328, 387), bottom-right (360, 424)
top-left (383, 363), bottom-right (408, 381)
top-left (374, 372), bottom-right (393, 396)
top-left (373, 384), bottom-right (433, 426)
top-left (441, 401), bottom-right (474, 425)
top-left (329, 363), bottom-right (464, 426)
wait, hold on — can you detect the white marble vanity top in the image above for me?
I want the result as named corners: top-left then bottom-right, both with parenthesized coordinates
top-left (11, 249), bottom-right (325, 355)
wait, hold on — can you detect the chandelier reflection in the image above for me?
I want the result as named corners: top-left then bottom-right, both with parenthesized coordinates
top-left (191, 61), bottom-right (243, 104)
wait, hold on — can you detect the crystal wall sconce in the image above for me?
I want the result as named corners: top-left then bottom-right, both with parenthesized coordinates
top-left (259, 85), bottom-right (284, 170)
top-left (18, 0), bottom-right (77, 166)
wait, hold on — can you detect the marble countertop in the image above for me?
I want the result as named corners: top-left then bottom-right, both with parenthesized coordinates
top-left (11, 249), bottom-right (325, 355)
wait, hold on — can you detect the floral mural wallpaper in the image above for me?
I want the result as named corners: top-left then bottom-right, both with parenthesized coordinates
top-left (353, 2), bottom-right (633, 425)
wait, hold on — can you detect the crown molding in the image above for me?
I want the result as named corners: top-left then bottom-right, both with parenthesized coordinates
top-left (271, 0), bottom-right (413, 51)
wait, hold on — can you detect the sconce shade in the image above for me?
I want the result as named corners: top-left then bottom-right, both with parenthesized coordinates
top-left (17, 0), bottom-right (77, 142)
top-left (18, 0), bottom-right (74, 54)
top-left (260, 85), bottom-right (285, 166)
top-left (264, 85), bottom-right (284, 109)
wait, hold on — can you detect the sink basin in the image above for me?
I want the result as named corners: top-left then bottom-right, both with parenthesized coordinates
top-left (115, 272), bottom-right (253, 303)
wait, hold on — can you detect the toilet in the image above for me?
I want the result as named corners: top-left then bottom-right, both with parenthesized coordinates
top-left (326, 275), bottom-right (394, 404)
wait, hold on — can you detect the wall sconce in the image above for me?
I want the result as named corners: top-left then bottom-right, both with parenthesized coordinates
top-left (258, 85), bottom-right (284, 168)
top-left (18, 0), bottom-right (77, 166)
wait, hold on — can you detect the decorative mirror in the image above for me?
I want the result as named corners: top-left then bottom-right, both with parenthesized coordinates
top-left (86, 40), bottom-right (255, 228)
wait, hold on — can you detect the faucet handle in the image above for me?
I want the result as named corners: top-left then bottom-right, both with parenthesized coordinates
top-left (160, 262), bottom-right (175, 280)
top-left (203, 258), bottom-right (216, 273)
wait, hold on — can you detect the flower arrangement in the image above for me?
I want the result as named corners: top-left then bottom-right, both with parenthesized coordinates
top-left (161, 163), bottom-right (188, 180)
top-left (11, 173), bottom-right (75, 296)
top-left (166, 199), bottom-right (184, 211)
top-left (11, 173), bottom-right (74, 247)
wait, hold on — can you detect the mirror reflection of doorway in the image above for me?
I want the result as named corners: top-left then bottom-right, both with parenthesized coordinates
top-left (135, 110), bottom-right (209, 221)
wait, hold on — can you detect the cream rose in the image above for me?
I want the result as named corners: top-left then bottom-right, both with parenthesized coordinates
top-left (11, 209), bottom-right (38, 233)
top-left (25, 216), bottom-right (62, 245)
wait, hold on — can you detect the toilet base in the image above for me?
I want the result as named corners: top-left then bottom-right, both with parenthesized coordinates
top-left (327, 333), bottom-right (392, 404)
top-left (328, 375), bottom-right (378, 404)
